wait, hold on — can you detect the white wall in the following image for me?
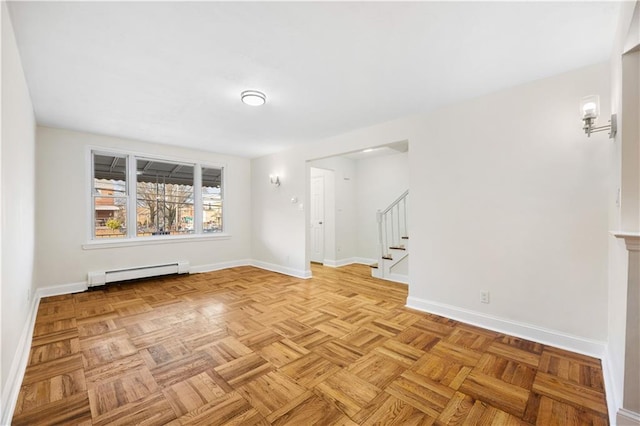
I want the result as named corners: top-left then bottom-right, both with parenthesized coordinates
top-left (34, 126), bottom-right (251, 288)
top-left (251, 145), bottom-right (312, 277)
top-left (356, 152), bottom-right (409, 260)
top-left (252, 62), bottom-right (611, 347)
top-left (1, 2), bottom-right (36, 417)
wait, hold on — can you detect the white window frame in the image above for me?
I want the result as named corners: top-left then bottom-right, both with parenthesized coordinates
top-left (84, 147), bottom-right (228, 249)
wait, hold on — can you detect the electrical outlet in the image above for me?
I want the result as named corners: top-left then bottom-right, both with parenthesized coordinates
top-left (481, 291), bottom-right (490, 304)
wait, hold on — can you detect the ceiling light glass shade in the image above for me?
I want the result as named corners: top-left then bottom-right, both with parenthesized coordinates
top-left (241, 90), bottom-right (266, 106)
top-left (580, 95), bottom-right (599, 119)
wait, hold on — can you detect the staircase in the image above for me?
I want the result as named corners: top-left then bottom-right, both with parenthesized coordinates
top-left (370, 190), bottom-right (409, 284)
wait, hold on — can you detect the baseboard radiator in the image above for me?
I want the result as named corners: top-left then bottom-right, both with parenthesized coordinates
top-left (88, 261), bottom-right (190, 287)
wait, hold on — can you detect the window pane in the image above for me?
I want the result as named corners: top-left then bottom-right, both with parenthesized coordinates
top-left (94, 197), bottom-right (127, 238)
top-left (136, 160), bottom-right (194, 236)
top-left (93, 153), bottom-right (127, 239)
top-left (93, 154), bottom-right (126, 196)
top-left (202, 167), bottom-right (223, 233)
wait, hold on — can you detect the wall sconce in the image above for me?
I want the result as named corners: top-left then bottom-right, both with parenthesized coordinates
top-left (581, 95), bottom-right (617, 138)
top-left (270, 175), bottom-right (281, 186)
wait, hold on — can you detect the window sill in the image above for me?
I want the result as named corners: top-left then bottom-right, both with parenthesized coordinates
top-left (82, 233), bottom-right (231, 250)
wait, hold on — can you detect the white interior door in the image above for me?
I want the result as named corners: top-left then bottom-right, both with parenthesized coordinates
top-left (310, 174), bottom-right (325, 263)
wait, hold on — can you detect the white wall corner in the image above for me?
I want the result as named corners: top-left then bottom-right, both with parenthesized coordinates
top-left (406, 296), bottom-right (607, 358)
top-left (0, 295), bottom-right (40, 426)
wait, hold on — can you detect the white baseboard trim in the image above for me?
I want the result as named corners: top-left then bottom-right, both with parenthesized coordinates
top-left (352, 257), bottom-right (377, 265)
top-left (1, 294), bottom-right (40, 425)
top-left (249, 260), bottom-right (311, 279)
top-left (603, 345), bottom-right (622, 426)
top-left (406, 296), bottom-right (607, 358)
top-left (617, 408), bottom-right (640, 425)
top-left (37, 281), bottom-right (88, 298)
top-left (387, 273), bottom-right (409, 284)
top-left (322, 257), bottom-right (377, 268)
top-left (189, 259), bottom-right (252, 274)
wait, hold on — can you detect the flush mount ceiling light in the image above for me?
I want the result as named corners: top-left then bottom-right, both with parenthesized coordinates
top-left (241, 90), bottom-right (266, 106)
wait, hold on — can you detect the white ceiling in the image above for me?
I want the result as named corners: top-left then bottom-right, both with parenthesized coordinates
top-left (7, 1), bottom-right (620, 158)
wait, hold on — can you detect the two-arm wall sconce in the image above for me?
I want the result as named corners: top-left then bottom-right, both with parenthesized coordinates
top-left (581, 95), bottom-right (617, 138)
top-left (270, 175), bottom-right (281, 186)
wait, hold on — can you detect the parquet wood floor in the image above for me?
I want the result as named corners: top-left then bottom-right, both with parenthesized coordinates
top-left (13, 264), bottom-right (609, 425)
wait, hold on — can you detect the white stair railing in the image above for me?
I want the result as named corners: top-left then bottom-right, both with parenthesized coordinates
top-left (376, 190), bottom-right (408, 259)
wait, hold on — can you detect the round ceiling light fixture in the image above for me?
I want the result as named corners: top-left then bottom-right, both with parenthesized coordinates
top-left (241, 90), bottom-right (266, 106)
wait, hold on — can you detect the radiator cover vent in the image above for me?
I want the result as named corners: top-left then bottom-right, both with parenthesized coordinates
top-left (88, 261), bottom-right (189, 287)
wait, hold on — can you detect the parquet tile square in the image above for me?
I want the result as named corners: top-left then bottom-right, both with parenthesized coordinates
top-left (238, 371), bottom-right (307, 417)
top-left (199, 335), bottom-right (253, 364)
top-left (271, 318), bottom-right (312, 337)
top-left (280, 353), bottom-right (341, 389)
top-left (87, 367), bottom-right (158, 417)
top-left (14, 367), bottom-right (87, 414)
top-left (532, 371), bottom-right (608, 415)
top-left (33, 317), bottom-right (77, 337)
top-left (458, 370), bottom-right (530, 417)
top-left (214, 352), bottom-right (273, 387)
top-left (430, 340), bottom-right (482, 367)
top-left (258, 338), bottom-right (310, 367)
top-left (12, 392), bottom-right (92, 426)
top-left (141, 338), bottom-right (191, 369)
top-left (353, 391), bottom-right (436, 425)
top-left (29, 334), bottom-right (80, 365)
top-left (394, 325), bottom-right (441, 351)
top-left (538, 347), bottom-right (605, 392)
top-left (315, 318), bottom-right (357, 338)
top-left (289, 328), bottom-right (333, 349)
top-left (80, 329), bottom-right (138, 369)
top-left (314, 369), bottom-right (381, 417)
top-left (314, 339), bottom-right (365, 368)
top-left (412, 353), bottom-right (472, 390)
top-left (268, 392), bottom-right (348, 425)
top-left (14, 264), bottom-right (610, 425)
top-left (77, 318), bottom-right (118, 338)
top-left (92, 391), bottom-right (177, 426)
top-left (385, 370), bottom-right (455, 418)
top-left (150, 351), bottom-right (217, 388)
top-left (487, 341), bottom-right (541, 368)
top-left (162, 371), bottom-right (227, 417)
top-left (171, 392), bottom-right (266, 426)
top-left (238, 328), bottom-right (284, 350)
top-left (374, 339), bottom-right (425, 368)
top-left (341, 328), bottom-right (388, 352)
top-left (475, 353), bottom-right (537, 389)
top-left (348, 352), bottom-right (406, 388)
top-left (535, 395), bottom-right (608, 425)
top-left (445, 327), bottom-right (495, 352)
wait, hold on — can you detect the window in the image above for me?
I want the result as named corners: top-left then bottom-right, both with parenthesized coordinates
top-left (202, 167), bottom-right (223, 233)
top-left (136, 159), bottom-right (194, 236)
top-left (91, 151), bottom-right (224, 240)
top-left (93, 153), bottom-right (128, 238)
